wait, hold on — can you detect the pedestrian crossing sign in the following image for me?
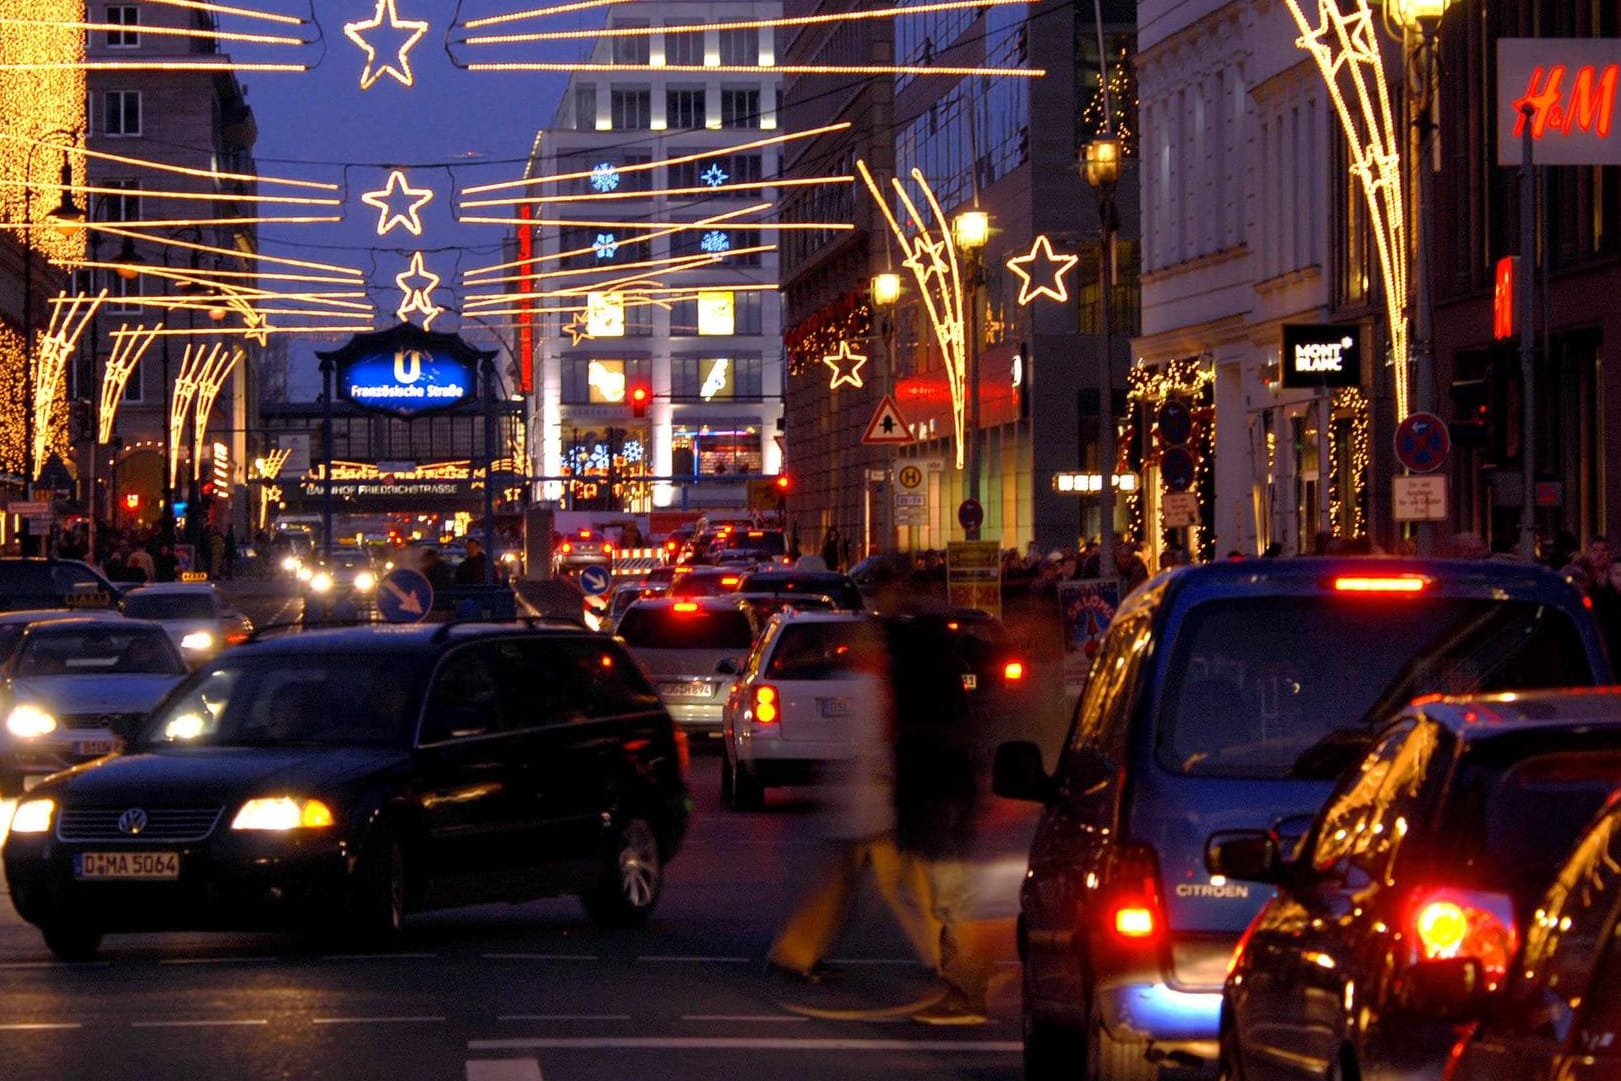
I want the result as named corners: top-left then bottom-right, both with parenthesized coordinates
top-left (862, 395), bottom-right (915, 446)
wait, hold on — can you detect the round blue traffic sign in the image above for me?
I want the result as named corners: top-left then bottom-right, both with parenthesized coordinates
top-left (1395, 411), bottom-right (1450, 473)
top-left (578, 564), bottom-right (612, 596)
top-left (376, 568), bottom-right (433, 623)
top-left (1161, 445), bottom-right (1197, 492)
top-left (957, 499), bottom-right (984, 532)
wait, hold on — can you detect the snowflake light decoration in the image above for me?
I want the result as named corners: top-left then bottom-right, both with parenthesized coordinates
top-left (590, 163), bottom-right (621, 193)
top-left (700, 230), bottom-right (731, 254)
top-left (594, 233), bottom-right (619, 259)
top-left (701, 164), bottom-right (729, 188)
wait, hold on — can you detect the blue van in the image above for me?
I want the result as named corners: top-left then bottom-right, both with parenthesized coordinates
top-left (992, 557), bottom-right (1612, 1081)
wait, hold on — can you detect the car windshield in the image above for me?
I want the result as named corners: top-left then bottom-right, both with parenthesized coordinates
top-left (134, 652), bottom-right (422, 749)
top-left (14, 626), bottom-right (185, 677)
top-left (123, 593), bottom-right (215, 620)
top-left (617, 606), bottom-right (755, 650)
top-left (1155, 597), bottom-right (1595, 780)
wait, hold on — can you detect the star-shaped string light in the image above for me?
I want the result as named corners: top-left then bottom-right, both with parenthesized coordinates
top-left (344, 0), bottom-right (430, 90)
top-left (394, 252), bottom-right (443, 330)
top-left (701, 164), bottom-right (729, 187)
top-left (563, 310), bottom-right (592, 346)
top-left (362, 170), bottom-right (436, 236)
top-left (902, 231), bottom-right (949, 287)
top-left (1005, 235), bottom-right (1079, 305)
top-left (821, 340), bottom-right (869, 390)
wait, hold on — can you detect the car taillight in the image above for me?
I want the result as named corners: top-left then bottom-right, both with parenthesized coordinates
top-left (226, 628), bottom-right (251, 646)
top-left (603, 542), bottom-right (614, 555)
top-left (1332, 574), bottom-right (1429, 593)
top-left (720, 575), bottom-right (740, 588)
top-left (1409, 888), bottom-right (1517, 984)
top-left (1097, 844), bottom-right (1165, 946)
top-left (1002, 660), bottom-right (1024, 682)
top-left (673, 601), bottom-right (699, 613)
top-left (561, 542), bottom-right (573, 554)
top-left (752, 685), bottom-right (780, 724)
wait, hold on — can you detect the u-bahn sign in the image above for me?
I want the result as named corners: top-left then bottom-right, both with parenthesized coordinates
top-left (319, 323), bottom-right (494, 419)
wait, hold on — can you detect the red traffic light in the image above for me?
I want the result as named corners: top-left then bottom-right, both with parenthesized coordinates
top-left (630, 385), bottom-right (650, 417)
top-left (774, 474), bottom-right (791, 492)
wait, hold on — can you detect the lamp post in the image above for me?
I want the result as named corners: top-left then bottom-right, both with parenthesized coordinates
top-left (1083, 135), bottom-right (1122, 568)
top-left (871, 272), bottom-right (901, 552)
top-left (952, 210), bottom-right (989, 541)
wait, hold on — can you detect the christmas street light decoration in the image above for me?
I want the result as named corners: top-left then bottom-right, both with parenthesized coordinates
top-left (821, 340), bottom-right (868, 390)
top-left (1006, 235), bottom-right (1079, 305)
top-left (100, 323), bottom-right (159, 442)
top-left (394, 252), bottom-right (443, 329)
top-left (33, 289), bottom-right (104, 479)
top-left (344, 0), bottom-right (431, 90)
top-left (191, 343), bottom-right (242, 485)
top-left (362, 169), bottom-right (434, 236)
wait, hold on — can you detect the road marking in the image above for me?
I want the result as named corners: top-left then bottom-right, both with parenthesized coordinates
top-left (314, 1016), bottom-right (447, 1025)
top-left (635, 955), bottom-right (751, 964)
top-left (497, 1015), bottom-right (629, 1022)
top-left (469, 1037), bottom-right (1021, 1052)
top-left (130, 1019), bottom-right (269, 1028)
top-left (468, 1062), bottom-right (542, 1081)
top-left (0, 961), bottom-right (109, 969)
top-left (0, 1023), bottom-right (83, 1031)
top-left (681, 1015), bottom-right (809, 1023)
top-left (482, 954), bottom-right (600, 962)
top-left (160, 956), bottom-right (279, 965)
top-left (321, 952), bottom-right (439, 961)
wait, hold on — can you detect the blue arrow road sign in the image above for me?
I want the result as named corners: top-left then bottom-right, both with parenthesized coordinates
top-left (579, 564), bottom-right (612, 596)
top-left (377, 568), bottom-right (432, 623)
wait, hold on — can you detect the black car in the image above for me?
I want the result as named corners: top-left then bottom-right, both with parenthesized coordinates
top-left (733, 568), bottom-right (866, 612)
top-left (1208, 688), bottom-right (1621, 1081)
top-left (2, 621), bottom-right (690, 960)
top-left (0, 558), bottom-right (123, 613)
top-left (991, 557), bottom-right (1610, 1081)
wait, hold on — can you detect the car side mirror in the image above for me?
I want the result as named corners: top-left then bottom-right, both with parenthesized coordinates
top-left (1397, 957), bottom-right (1491, 1021)
top-left (992, 740), bottom-right (1053, 803)
top-left (1206, 829), bottom-right (1284, 883)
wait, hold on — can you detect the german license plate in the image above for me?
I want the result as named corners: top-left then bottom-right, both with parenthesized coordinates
top-left (76, 851), bottom-right (180, 880)
top-left (820, 697), bottom-right (851, 717)
top-left (660, 681), bottom-right (712, 699)
top-left (73, 740), bottom-right (116, 756)
top-left (961, 673), bottom-right (979, 691)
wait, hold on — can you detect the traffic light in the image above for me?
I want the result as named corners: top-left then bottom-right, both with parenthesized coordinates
top-left (1449, 378), bottom-right (1490, 449)
top-left (774, 474), bottom-right (791, 494)
top-left (630, 384), bottom-right (650, 418)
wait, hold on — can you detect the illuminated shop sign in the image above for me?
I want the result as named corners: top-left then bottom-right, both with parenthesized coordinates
top-left (1281, 324), bottom-right (1362, 390)
top-left (1498, 39), bottom-right (1621, 165)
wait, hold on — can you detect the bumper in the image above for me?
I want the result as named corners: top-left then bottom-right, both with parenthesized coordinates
top-left (1094, 976), bottom-right (1222, 1063)
top-left (4, 830), bottom-right (353, 933)
top-left (666, 703), bottom-right (725, 736)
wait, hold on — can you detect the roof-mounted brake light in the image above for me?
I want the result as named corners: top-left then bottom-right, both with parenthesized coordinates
top-left (1332, 574), bottom-right (1429, 594)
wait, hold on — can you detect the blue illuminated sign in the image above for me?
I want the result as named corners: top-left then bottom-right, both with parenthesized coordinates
top-left (340, 347), bottom-right (474, 417)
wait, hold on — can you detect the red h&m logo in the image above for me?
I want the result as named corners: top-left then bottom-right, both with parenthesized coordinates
top-left (1493, 257), bottom-right (1517, 341)
top-left (1512, 64), bottom-right (1619, 140)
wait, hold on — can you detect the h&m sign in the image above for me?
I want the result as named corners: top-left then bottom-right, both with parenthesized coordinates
top-left (1498, 39), bottom-right (1621, 166)
top-left (1280, 324), bottom-right (1362, 390)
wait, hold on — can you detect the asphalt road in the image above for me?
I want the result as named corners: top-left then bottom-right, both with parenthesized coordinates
top-left (0, 671), bottom-right (1048, 1081)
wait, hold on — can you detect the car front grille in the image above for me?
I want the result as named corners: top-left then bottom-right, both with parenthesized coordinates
top-left (62, 712), bottom-right (144, 732)
top-left (57, 806), bottom-right (225, 843)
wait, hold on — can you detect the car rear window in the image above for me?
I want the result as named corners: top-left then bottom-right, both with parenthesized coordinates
top-left (617, 606), bottom-right (756, 650)
top-left (1155, 596), bottom-right (1595, 780)
top-left (766, 621), bottom-right (884, 679)
top-left (738, 575), bottom-right (863, 610)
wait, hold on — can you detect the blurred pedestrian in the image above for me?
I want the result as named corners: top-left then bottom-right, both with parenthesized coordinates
top-left (820, 527), bottom-right (841, 570)
top-left (126, 544), bottom-right (154, 583)
top-left (454, 538), bottom-right (489, 586)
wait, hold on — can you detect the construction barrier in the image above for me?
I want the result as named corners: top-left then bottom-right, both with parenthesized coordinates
top-left (612, 547), bottom-right (666, 576)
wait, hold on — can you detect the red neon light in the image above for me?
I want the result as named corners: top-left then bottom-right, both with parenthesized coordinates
top-left (517, 204), bottom-right (535, 394)
top-left (1493, 257), bottom-right (1516, 341)
top-left (1513, 64), bottom-right (1619, 141)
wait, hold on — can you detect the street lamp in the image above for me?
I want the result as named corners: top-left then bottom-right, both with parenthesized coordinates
top-left (952, 210), bottom-right (989, 541)
top-left (1082, 134), bottom-right (1122, 570)
top-left (871, 272), bottom-right (901, 551)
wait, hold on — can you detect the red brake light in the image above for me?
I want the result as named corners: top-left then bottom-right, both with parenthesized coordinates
top-left (603, 541), bottom-right (614, 555)
top-left (1003, 660), bottom-right (1024, 682)
top-left (1410, 888), bottom-right (1517, 984)
top-left (720, 575), bottom-right (740, 588)
top-left (1332, 574), bottom-right (1428, 593)
top-left (561, 542), bottom-right (573, 554)
top-left (753, 685), bottom-right (779, 724)
top-left (673, 601), bottom-right (699, 613)
top-left (1100, 844), bottom-right (1165, 945)
top-left (1114, 907), bottom-right (1156, 938)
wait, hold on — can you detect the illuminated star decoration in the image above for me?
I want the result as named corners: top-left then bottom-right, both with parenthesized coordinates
top-left (701, 164), bottom-right (729, 187)
top-left (700, 230), bottom-right (731, 254)
top-left (903, 231), bottom-right (950, 288)
top-left (821, 340), bottom-right (869, 390)
top-left (1006, 235), bottom-right (1080, 305)
top-left (240, 308), bottom-right (271, 347)
top-left (344, 0), bottom-right (430, 90)
top-left (361, 170), bottom-right (435, 237)
top-left (594, 232), bottom-right (619, 259)
top-left (394, 252), bottom-right (443, 330)
top-left (563, 310), bottom-right (592, 346)
top-left (590, 163), bottom-right (621, 193)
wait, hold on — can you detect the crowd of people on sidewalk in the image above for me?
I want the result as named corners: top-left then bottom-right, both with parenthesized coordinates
top-left (35, 519), bottom-right (239, 584)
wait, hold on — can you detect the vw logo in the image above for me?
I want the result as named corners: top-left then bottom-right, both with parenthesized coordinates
top-left (117, 808), bottom-right (149, 835)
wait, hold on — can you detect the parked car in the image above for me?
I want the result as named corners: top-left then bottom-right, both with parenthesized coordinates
top-left (0, 614), bottom-right (188, 799)
top-left (616, 595), bottom-right (762, 739)
top-left (720, 609), bottom-right (888, 810)
top-left (120, 582), bottom-right (253, 664)
top-left (0, 558), bottom-right (123, 613)
top-left (2, 620), bottom-right (690, 959)
top-left (990, 557), bottom-right (1611, 1081)
top-left (1208, 687), bottom-right (1621, 1081)
top-left (1414, 782), bottom-right (1621, 1081)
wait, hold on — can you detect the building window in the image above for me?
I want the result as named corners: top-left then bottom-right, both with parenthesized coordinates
top-left (108, 269), bottom-right (140, 317)
top-left (665, 22), bottom-right (702, 66)
top-left (610, 88), bottom-right (651, 129)
top-left (669, 292), bottom-right (764, 335)
top-left (105, 4), bottom-right (139, 47)
top-left (668, 151), bottom-right (762, 193)
top-left (666, 88), bottom-right (705, 129)
top-left (671, 426), bottom-right (762, 478)
top-left (573, 86), bottom-right (597, 130)
top-left (561, 356), bottom-right (651, 404)
top-left (718, 27), bottom-right (758, 66)
top-left (103, 90), bottom-right (140, 136)
top-left (610, 21), bottom-right (650, 64)
top-left (720, 89), bottom-right (760, 128)
top-left (672, 354), bottom-right (763, 400)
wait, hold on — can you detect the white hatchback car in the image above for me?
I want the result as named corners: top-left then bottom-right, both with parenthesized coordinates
top-left (120, 582), bottom-right (254, 664)
top-left (720, 609), bottom-right (889, 810)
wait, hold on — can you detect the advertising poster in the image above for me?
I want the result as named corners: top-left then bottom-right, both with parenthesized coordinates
top-left (946, 540), bottom-right (1002, 619)
top-left (1058, 578), bottom-right (1120, 695)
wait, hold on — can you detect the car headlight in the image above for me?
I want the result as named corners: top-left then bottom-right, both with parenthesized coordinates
top-left (231, 797), bottom-right (336, 831)
top-left (9, 798), bottom-right (55, 834)
top-left (180, 630), bottom-right (217, 653)
top-left (162, 712), bottom-right (208, 741)
top-left (353, 571), bottom-right (376, 592)
top-left (281, 555), bottom-right (300, 573)
top-left (296, 565), bottom-right (313, 582)
top-left (309, 572), bottom-right (333, 593)
top-left (6, 703), bottom-right (57, 739)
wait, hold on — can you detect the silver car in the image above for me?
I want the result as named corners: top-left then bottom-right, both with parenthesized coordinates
top-left (120, 582), bottom-right (254, 665)
top-left (615, 596), bottom-right (761, 739)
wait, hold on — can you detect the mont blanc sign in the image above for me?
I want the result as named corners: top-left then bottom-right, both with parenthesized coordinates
top-left (1281, 323), bottom-right (1362, 390)
top-left (319, 323), bottom-right (494, 419)
top-left (1498, 38), bottom-right (1621, 166)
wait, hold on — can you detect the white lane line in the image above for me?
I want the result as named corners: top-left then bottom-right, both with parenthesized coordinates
top-left (313, 1016), bottom-right (447, 1025)
top-left (470, 1037), bottom-right (1021, 1052)
top-left (681, 1015), bottom-right (810, 1023)
top-left (482, 954), bottom-right (600, 962)
top-left (497, 1015), bottom-right (630, 1022)
top-left (130, 1019), bottom-right (269, 1028)
top-left (0, 1023), bottom-right (83, 1031)
top-left (160, 956), bottom-right (279, 966)
top-left (321, 953), bottom-right (439, 961)
top-left (468, 1060), bottom-right (543, 1081)
top-left (635, 955), bottom-right (751, 964)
